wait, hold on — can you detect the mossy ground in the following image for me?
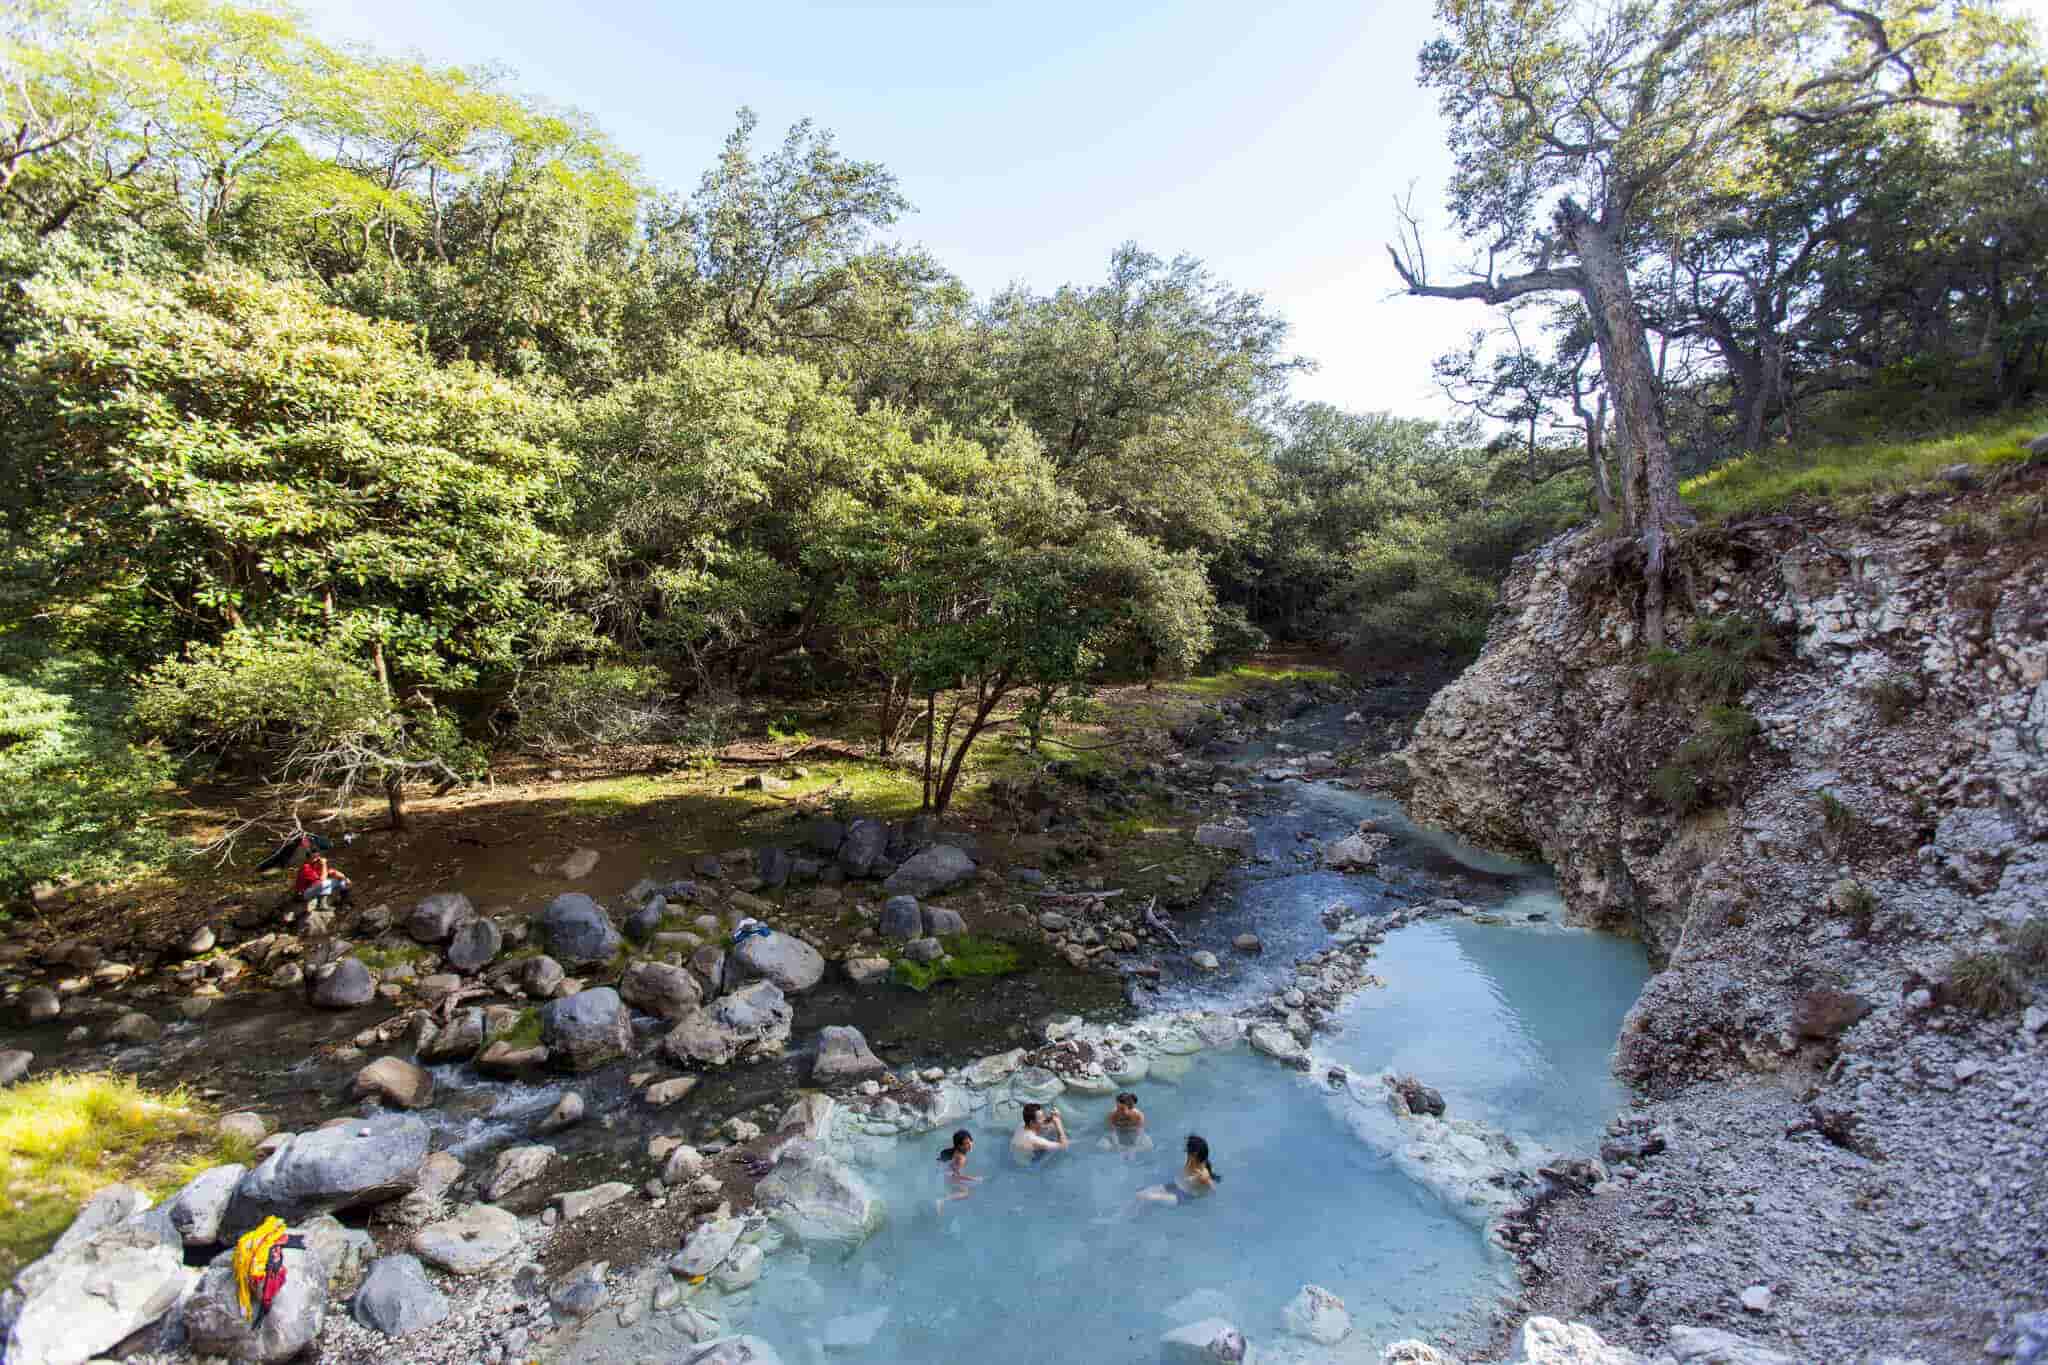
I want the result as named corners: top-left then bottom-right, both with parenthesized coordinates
top-left (888, 934), bottom-right (1026, 991)
top-left (0, 1071), bottom-right (253, 1278)
top-left (1680, 411), bottom-right (2045, 523)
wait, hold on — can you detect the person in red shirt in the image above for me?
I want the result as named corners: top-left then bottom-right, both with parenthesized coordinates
top-left (293, 853), bottom-right (351, 909)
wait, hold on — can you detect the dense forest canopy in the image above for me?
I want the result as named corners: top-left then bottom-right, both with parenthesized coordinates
top-left (0, 0), bottom-right (2042, 894)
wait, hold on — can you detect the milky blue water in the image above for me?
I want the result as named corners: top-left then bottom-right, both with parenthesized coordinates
top-left (681, 1049), bottom-right (1511, 1364)
top-left (557, 737), bottom-right (1653, 1365)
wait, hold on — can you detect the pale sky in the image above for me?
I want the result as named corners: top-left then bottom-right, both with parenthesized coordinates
top-left (300, 0), bottom-right (2048, 422)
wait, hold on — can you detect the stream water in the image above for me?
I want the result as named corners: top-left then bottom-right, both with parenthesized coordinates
top-left (559, 702), bottom-right (1653, 1364)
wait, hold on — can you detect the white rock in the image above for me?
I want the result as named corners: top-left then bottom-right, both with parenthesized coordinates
top-left (822, 1305), bottom-right (889, 1350)
top-left (1282, 1284), bottom-right (1351, 1344)
top-left (1509, 1316), bottom-right (1648, 1364)
top-left (1666, 1325), bottom-right (1799, 1364)
top-left (1739, 1284), bottom-right (1774, 1313)
top-left (1160, 1317), bottom-right (1247, 1362)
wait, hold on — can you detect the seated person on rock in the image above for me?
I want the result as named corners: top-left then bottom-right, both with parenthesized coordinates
top-left (1098, 1091), bottom-right (1153, 1156)
top-left (1009, 1102), bottom-right (1069, 1168)
top-left (292, 852), bottom-right (352, 911)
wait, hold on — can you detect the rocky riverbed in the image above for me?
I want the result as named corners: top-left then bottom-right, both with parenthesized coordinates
top-left (0, 669), bottom-right (1876, 1365)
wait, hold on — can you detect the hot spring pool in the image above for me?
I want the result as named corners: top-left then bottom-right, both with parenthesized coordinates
top-left (560, 915), bottom-right (1651, 1365)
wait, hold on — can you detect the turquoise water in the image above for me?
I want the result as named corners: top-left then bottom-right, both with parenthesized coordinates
top-left (613, 1048), bottom-right (1512, 1365)
top-left (1326, 914), bottom-right (1651, 1153)
top-left (556, 752), bottom-right (1653, 1365)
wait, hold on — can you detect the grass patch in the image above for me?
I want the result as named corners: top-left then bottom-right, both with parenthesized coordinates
top-left (1944, 951), bottom-right (2026, 1016)
top-left (2005, 917), bottom-right (2048, 969)
top-left (1170, 664), bottom-right (1342, 699)
top-left (490, 1007), bottom-right (542, 1048)
top-left (1818, 790), bottom-right (1860, 841)
top-left (1645, 615), bottom-right (1783, 703)
top-left (1679, 411), bottom-right (2045, 523)
top-left (889, 934), bottom-right (1023, 993)
top-left (1830, 880), bottom-right (1880, 935)
top-left (0, 1072), bottom-right (248, 1278)
top-left (1863, 673), bottom-right (1920, 725)
top-left (1649, 705), bottom-right (1759, 815)
top-left (353, 941), bottom-right (429, 972)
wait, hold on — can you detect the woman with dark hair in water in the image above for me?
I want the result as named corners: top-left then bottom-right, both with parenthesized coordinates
top-left (1132, 1134), bottom-right (1220, 1208)
top-left (934, 1130), bottom-right (980, 1214)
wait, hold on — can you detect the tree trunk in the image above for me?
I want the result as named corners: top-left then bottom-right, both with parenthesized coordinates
top-left (1588, 391), bottom-right (1617, 523)
top-left (1561, 201), bottom-right (1688, 645)
top-left (385, 771), bottom-right (406, 830)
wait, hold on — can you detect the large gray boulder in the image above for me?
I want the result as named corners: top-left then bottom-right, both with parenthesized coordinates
top-left (1161, 1318), bottom-right (1248, 1363)
top-left (306, 957), bottom-right (375, 1008)
top-left (3, 1189), bottom-right (187, 1365)
top-left (444, 918), bottom-right (502, 973)
top-left (351, 1253), bottom-right (447, 1338)
top-left (662, 981), bottom-right (793, 1066)
top-left (539, 893), bottom-right (621, 966)
top-left (484, 1145), bottom-right (555, 1203)
top-left (166, 1164), bottom-right (246, 1247)
top-left (880, 844), bottom-right (976, 898)
top-left (925, 907), bottom-right (966, 936)
top-left (730, 929), bottom-right (825, 993)
top-left (619, 960), bottom-right (704, 1020)
top-left (0, 1049), bottom-right (31, 1086)
top-left (182, 1243), bottom-right (326, 1362)
top-left (879, 896), bottom-right (922, 940)
top-left (223, 1113), bottom-right (430, 1235)
top-left (519, 954), bottom-right (565, 998)
top-left (411, 1204), bottom-right (522, 1275)
top-left (540, 987), bottom-right (632, 1071)
top-left (754, 1138), bottom-right (883, 1249)
top-left (812, 1025), bottom-right (886, 1082)
top-left (837, 818), bottom-right (887, 876)
top-left (804, 819), bottom-right (846, 855)
top-left (418, 1007), bottom-right (485, 1064)
top-left (407, 892), bottom-right (473, 945)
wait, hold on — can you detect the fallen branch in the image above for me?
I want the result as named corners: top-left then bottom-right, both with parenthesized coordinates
top-left (1143, 897), bottom-right (1184, 949)
top-left (1034, 888), bottom-right (1124, 900)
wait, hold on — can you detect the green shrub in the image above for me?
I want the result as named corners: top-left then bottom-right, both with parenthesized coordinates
top-left (2006, 917), bottom-right (2048, 969)
top-left (1645, 614), bottom-right (1783, 703)
top-left (889, 935), bottom-right (1023, 992)
top-left (1649, 706), bottom-right (1758, 814)
top-left (0, 633), bottom-right (173, 903)
top-left (1945, 951), bottom-right (2025, 1016)
top-left (1939, 509), bottom-right (1993, 545)
top-left (1830, 880), bottom-right (1879, 935)
top-left (1996, 494), bottom-right (2045, 541)
top-left (1649, 761), bottom-right (1712, 815)
top-left (1818, 790), bottom-right (1859, 840)
top-left (506, 663), bottom-right (675, 753)
top-left (1863, 673), bottom-right (1920, 725)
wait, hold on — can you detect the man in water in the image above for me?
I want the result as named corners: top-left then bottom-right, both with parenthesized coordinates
top-left (1009, 1103), bottom-right (1068, 1167)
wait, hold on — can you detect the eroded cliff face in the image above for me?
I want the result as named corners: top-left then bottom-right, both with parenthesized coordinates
top-left (1404, 475), bottom-right (2048, 1363)
top-left (1404, 475), bottom-right (2046, 1086)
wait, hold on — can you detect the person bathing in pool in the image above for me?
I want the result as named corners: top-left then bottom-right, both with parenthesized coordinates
top-left (1123, 1134), bottom-right (1220, 1213)
top-left (934, 1130), bottom-right (980, 1214)
top-left (1098, 1092), bottom-right (1153, 1157)
top-left (1008, 1103), bottom-right (1068, 1167)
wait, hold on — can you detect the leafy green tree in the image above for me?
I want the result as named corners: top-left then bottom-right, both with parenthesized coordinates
top-left (134, 628), bottom-right (477, 831)
top-left (0, 630), bottom-right (171, 901)
top-left (0, 239), bottom-right (582, 682)
top-left (685, 107), bottom-right (951, 378)
top-left (1391, 0), bottom-right (2023, 640)
top-left (978, 242), bottom-right (1304, 556)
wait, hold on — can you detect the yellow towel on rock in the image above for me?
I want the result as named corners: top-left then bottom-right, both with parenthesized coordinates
top-left (233, 1217), bottom-right (291, 1320)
